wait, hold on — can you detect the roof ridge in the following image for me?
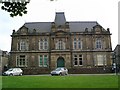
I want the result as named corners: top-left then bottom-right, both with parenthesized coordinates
top-left (68, 21), bottom-right (98, 23)
top-left (25, 22), bottom-right (52, 24)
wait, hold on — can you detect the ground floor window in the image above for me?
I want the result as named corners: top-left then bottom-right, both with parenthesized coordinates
top-left (94, 54), bottom-right (107, 66)
top-left (39, 55), bottom-right (48, 67)
top-left (73, 54), bottom-right (83, 66)
top-left (16, 55), bottom-right (27, 67)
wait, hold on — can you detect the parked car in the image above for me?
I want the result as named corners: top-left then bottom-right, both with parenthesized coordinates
top-left (51, 67), bottom-right (68, 76)
top-left (3, 68), bottom-right (23, 76)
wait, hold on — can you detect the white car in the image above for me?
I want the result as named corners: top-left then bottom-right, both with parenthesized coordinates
top-left (51, 67), bottom-right (68, 76)
top-left (3, 68), bottom-right (23, 76)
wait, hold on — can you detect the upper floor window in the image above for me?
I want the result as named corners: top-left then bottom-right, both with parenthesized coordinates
top-left (73, 37), bottom-right (82, 49)
top-left (39, 39), bottom-right (43, 50)
top-left (73, 38), bottom-right (77, 49)
top-left (39, 38), bottom-right (48, 50)
top-left (78, 38), bottom-right (82, 49)
top-left (96, 39), bottom-right (102, 49)
top-left (44, 38), bottom-right (48, 50)
top-left (19, 40), bottom-right (28, 51)
top-left (56, 39), bottom-right (65, 50)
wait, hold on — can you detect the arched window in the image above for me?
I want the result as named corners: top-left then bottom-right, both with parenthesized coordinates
top-left (39, 39), bottom-right (43, 50)
top-left (39, 38), bottom-right (48, 50)
top-left (56, 39), bottom-right (65, 50)
top-left (96, 39), bottom-right (102, 49)
top-left (73, 37), bottom-right (82, 49)
top-left (78, 38), bottom-right (82, 49)
top-left (20, 40), bottom-right (28, 51)
top-left (73, 38), bottom-right (77, 49)
top-left (44, 38), bottom-right (48, 50)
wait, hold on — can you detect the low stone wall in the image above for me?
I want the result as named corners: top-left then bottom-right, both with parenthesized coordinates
top-left (22, 67), bottom-right (113, 75)
top-left (22, 68), bottom-right (51, 75)
top-left (68, 67), bottom-right (113, 74)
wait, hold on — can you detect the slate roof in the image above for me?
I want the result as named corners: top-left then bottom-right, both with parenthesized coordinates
top-left (69, 21), bottom-right (98, 32)
top-left (22, 12), bottom-right (100, 33)
top-left (24, 22), bottom-right (51, 33)
top-left (54, 12), bottom-right (66, 26)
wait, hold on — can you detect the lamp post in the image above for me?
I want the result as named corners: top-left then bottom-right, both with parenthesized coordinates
top-left (112, 52), bottom-right (117, 75)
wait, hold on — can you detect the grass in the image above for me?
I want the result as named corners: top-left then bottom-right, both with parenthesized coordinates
top-left (2, 75), bottom-right (118, 88)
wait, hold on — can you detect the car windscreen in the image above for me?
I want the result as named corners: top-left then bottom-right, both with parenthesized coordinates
top-left (8, 69), bottom-right (13, 71)
top-left (55, 68), bottom-right (61, 71)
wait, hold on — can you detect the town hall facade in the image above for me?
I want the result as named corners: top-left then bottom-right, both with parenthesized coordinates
top-left (10, 12), bottom-right (112, 74)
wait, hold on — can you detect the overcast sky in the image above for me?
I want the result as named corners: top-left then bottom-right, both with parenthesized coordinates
top-left (0, 0), bottom-right (119, 51)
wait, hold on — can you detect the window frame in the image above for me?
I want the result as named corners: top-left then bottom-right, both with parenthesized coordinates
top-left (56, 39), bottom-right (65, 50)
top-left (96, 39), bottom-right (102, 49)
top-left (20, 40), bottom-right (28, 51)
top-left (16, 55), bottom-right (27, 67)
top-left (73, 54), bottom-right (83, 66)
top-left (94, 54), bottom-right (107, 66)
top-left (39, 55), bottom-right (48, 67)
top-left (39, 38), bottom-right (48, 50)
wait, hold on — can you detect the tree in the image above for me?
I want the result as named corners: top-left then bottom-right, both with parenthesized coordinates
top-left (1, 0), bottom-right (56, 17)
top-left (1, 2), bottom-right (29, 17)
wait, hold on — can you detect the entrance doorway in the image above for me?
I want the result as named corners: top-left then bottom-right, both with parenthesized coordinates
top-left (57, 57), bottom-right (65, 67)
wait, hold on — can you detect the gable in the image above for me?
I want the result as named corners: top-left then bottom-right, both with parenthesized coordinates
top-left (17, 26), bottom-right (28, 35)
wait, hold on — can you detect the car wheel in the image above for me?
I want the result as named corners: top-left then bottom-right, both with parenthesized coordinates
top-left (65, 72), bottom-right (68, 75)
top-left (59, 72), bottom-right (62, 76)
top-left (19, 73), bottom-right (22, 76)
top-left (9, 73), bottom-right (13, 76)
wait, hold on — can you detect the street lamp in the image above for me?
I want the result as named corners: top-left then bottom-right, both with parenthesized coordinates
top-left (112, 52), bottom-right (117, 75)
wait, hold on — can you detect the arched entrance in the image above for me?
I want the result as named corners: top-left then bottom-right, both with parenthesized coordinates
top-left (57, 57), bottom-right (65, 67)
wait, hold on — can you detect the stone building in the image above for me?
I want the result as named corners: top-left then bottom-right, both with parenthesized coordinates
top-left (113, 44), bottom-right (120, 74)
top-left (10, 12), bottom-right (112, 74)
top-left (0, 50), bottom-right (9, 75)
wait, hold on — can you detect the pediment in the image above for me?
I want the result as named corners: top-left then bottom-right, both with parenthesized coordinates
top-left (54, 30), bottom-right (68, 35)
top-left (17, 26), bottom-right (28, 35)
top-left (93, 25), bottom-right (102, 34)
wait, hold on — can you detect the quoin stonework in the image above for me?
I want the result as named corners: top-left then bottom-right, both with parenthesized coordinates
top-left (10, 12), bottom-right (113, 74)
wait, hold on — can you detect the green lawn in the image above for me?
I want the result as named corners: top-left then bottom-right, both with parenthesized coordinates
top-left (2, 75), bottom-right (118, 88)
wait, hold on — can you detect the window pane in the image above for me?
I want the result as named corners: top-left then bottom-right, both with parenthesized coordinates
top-left (79, 55), bottom-right (82, 57)
top-left (74, 42), bottom-right (77, 49)
top-left (96, 39), bottom-right (102, 49)
top-left (74, 54), bottom-right (78, 65)
top-left (44, 55), bottom-right (47, 67)
top-left (40, 55), bottom-right (43, 66)
top-left (79, 55), bottom-right (83, 65)
top-left (79, 61), bottom-right (82, 65)
top-left (75, 61), bottom-right (77, 65)
top-left (44, 39), bottom-right (48, 50)
top-left (97, 55), bottom-right (103, 65)
top-left (16, 55), bottom-right (27, 67)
